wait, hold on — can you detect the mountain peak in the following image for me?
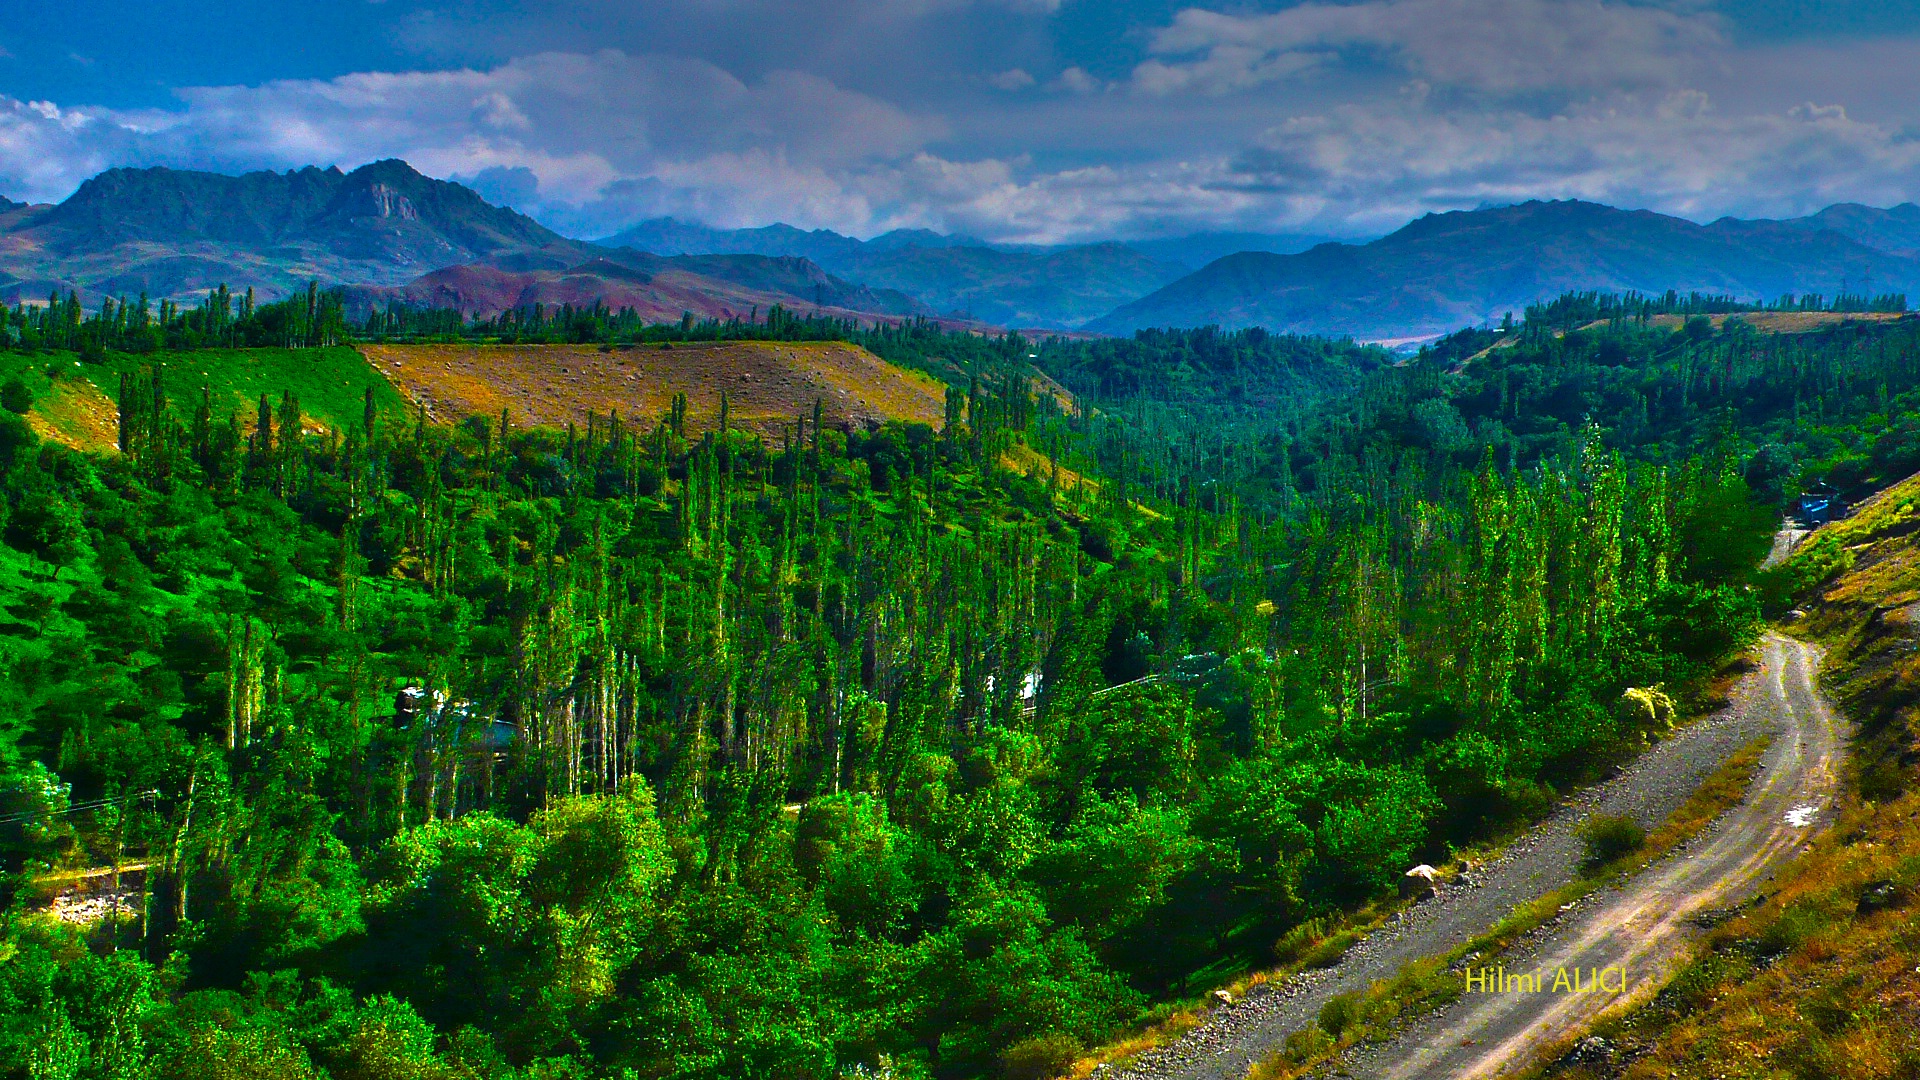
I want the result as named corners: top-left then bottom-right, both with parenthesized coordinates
top-left (5, 159), bottom-right (567, 299)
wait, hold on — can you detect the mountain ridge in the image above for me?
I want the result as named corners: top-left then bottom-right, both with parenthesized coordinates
top-left (1089, 199), bottom-right (1920, 340)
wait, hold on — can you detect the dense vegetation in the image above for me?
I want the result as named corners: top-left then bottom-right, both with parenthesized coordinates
top-left (0, 294), bottom-right (1914, 1079)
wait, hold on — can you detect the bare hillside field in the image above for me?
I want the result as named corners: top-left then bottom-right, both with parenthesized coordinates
top-left (358, 341), bottom-right (950, 435)
top-left (1633, 311), bottom-right (1909, 333)
top-left (25, 376), bottom-right (120, 452)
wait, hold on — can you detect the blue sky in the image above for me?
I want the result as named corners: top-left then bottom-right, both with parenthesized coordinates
top-left (3, 1), bottom-right (1919, 242)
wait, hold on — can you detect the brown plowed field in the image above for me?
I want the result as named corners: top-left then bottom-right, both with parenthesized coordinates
top-left (358, 341), bottom-right (949, 436)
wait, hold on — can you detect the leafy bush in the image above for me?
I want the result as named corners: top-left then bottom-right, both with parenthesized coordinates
top-left (0, 377), bottom-right (29, 414)
top-left (1579, 814), bottom-right (1646, 869)
top-left (1317, 991), bottom-right (1367, 1038)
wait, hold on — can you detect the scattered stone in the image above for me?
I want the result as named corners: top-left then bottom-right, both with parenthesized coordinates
top-left (1212, 990), bottom-right (1234, 1007)
top-left (1858, 880), bottom-right (1903, 914)
top-left (1565, 1035), bottom-right (1616, 1065)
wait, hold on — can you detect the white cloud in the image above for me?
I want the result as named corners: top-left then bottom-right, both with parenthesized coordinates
top-left (1225, 90), bottom-right (1920, 231)
top-left (1136, 0), bottom-right (1723, 96)
top-left (1052, 66), bottom-right (1103, 94)
top-left (5, 10), bottom-right (1920, 247)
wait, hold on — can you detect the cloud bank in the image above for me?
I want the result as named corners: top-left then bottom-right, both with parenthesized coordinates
top-left (2, 1), bottom-right (1919, 242)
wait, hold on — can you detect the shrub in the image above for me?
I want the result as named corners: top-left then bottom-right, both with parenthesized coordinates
top-left (998, 1033), bottom-right (1082, 1080)
top-left (1273, 917), bottom-right (1329, 964)
top-left (1579, 814), bottom-right (1646, 869)
top-left (0, 377), bottom-right (30, 414)
top-left (1317, 991), bottom-right (1366, 1039)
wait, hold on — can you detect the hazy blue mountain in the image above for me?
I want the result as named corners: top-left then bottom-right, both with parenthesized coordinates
top-left (1775, 202), bottom-right (1920, 259)
top-left (1118, 231), bottom-right (1338, 270)
top-left (1089, 199), bottom-right (1920, 340)
top-left (600, 219), bottom-right (1202, 327)
top-left (827, 242), bottom-right (1187, 328)
top-left (597, 218), bottom-right (863, 262)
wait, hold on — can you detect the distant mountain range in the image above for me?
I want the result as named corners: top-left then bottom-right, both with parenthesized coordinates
top-left (0, 161), bottom-right (939, 327)
top-left (598, 218), bottom-right (1327, 327)
top-left (4, 160), bottom-right (1919, 341)
top-left (1091, 200), bottom-right (1920, 340)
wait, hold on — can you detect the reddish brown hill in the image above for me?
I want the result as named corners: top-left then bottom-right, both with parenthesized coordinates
top-left (354, 253), bottom-right (954, 328)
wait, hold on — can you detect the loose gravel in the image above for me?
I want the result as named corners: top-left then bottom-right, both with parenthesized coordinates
top-left (1109, 668), bottom-right (1781, 1080)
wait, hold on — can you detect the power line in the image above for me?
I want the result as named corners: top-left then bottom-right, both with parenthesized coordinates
top-left (0, 790), bottom-right (159, 828)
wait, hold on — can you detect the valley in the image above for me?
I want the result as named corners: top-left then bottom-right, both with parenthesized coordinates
top-left (4, 152), bottom-right (1920, 1080)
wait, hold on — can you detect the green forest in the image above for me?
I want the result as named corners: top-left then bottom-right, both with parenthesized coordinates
top-left (0, 293), bottom-right (1915, 1079)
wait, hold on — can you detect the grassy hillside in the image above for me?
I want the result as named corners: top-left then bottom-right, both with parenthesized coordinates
top-left (0, 347), bottom-right (413, 452)
top-left (1526, 479), bottom-right (1920, 1080)
top-left (359, 340), bottom-right (951, 435)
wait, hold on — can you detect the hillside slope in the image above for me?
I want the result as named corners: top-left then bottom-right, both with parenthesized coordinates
top-left (348, 253), bottom-right (929, 323)
top-left (1090, 200), bottom-right (1920, 340)
top-left (358, 340), bottom-right (950, 435)
top-left (829, 242), bottom-right (1186, 328)
top-left (0, 346), bottom-right (412, 454)
top-left (1781, 201), bottom-right (1920, 257)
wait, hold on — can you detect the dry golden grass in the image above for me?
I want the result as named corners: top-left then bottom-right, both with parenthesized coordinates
top-left (1603, 311), bottom-right (1911, 335)
top-left (359, 341), bottom-right (949, 436)
top-left (1001, 440), bottom-right (1099, 496)
top-left (1516, 496), bottom-right (1920, 1080)
top-left (1520, 793), bottom-right (1920, 1080)
top-left (26, 375), bottom-right (120, 453)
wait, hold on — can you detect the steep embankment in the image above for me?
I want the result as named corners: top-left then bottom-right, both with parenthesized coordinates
top-left (358, 341), bottom-right (951, 435)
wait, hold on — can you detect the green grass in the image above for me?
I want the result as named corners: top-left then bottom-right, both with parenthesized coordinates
top-left (0, 347), bottom-right (412, 447)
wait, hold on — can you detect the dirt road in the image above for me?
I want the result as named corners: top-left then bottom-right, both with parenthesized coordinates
top-left (1763, 523), bottom-right (1808, 568)
top-left (1117, 633), bottom-right (1843, 1080)
top-left (1341, 633), bottom-right (1844, 1079)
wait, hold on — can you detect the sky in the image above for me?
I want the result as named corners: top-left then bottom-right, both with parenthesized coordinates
top-left (2, 0), bottom-right (1919, 244)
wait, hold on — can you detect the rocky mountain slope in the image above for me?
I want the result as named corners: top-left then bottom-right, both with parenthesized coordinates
top-left (0, 160), bottom-right (580, 303)
top-left (1780, 201), bottom-right (1920, 258)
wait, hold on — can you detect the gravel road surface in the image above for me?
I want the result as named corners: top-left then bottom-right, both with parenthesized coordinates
top-left (1340, 632), bottom-right (1844, 1079)
top-left (1114, 633), bottom-right (1833, 1080)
